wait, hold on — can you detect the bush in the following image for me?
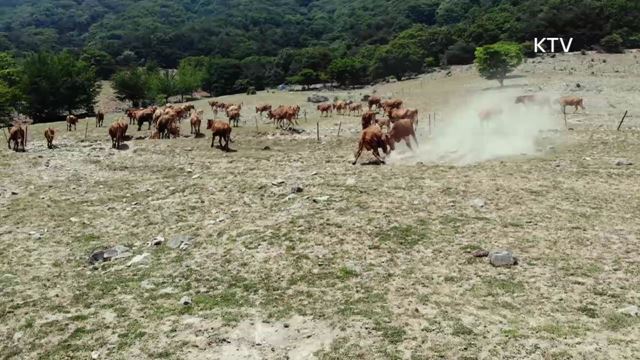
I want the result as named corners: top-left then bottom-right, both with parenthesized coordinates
top-left (444, 41), bottom-right (476, 65)
top-left (600, 34), bottom-right (624, 53)
top-left (474, 42), bottom-right (523, 87)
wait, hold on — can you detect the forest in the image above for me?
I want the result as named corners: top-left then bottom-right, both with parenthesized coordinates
top-left (0, 0), bottom-right (639, 121)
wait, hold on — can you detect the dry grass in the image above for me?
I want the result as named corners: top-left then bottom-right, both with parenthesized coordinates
top-left (1, 51), bottom-right (640, 359)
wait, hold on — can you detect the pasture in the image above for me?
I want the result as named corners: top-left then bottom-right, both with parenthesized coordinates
top-left (1, 51), bottom-right (640, 359)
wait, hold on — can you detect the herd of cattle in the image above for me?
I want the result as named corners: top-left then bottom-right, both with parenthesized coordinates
top-left (4, 93), bottom-right (585, 164)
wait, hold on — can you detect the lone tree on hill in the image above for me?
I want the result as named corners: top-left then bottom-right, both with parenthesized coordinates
top-left (474, 42), bottom-right (523, 87)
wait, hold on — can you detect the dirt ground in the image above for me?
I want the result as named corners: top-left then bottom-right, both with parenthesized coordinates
top-left (1, 51), bottom-right (640, 359)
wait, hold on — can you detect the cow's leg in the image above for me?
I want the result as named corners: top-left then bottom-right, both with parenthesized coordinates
top-left (411, 131), bottom-right (419, 148)
top-left (352, 143), bottom-right (364, 165)
top-left (211, 135), bottom-right (215, 148)
top-left (404, 138), bottom-right (413, 151)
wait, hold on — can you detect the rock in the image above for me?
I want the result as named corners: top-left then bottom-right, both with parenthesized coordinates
top-left (140, 280), bottom-right (155, 289)
top-left (159, 287), bottom-right (177, 295)
top-left (89, 245), bottom-right (131, 264)
top-left (180, 296), bottom-right (192, 306)
top-left (70, 217), bottom-right (80, 223)
top-left (149, 236), bottom-right (165, 246)
top-left (312, 196), bottom-right (329, 203)
top-left (345, 178), bottom-right (356, 186)
top-left (167, 235), bottom-right (193, 250)
top-left (192, 174), bottom-right (201, 179)
top-left (470, 198), bottom-right (486, 209)
top-left (13, 331), bottom-right (23, 341)
top-left (290, 185), bottom-right (303, 194)
top-left (10, 191), bottom-right (18, 195)
top-left (614, 159), bottom-right (633, 166)
top-left (91, 351), bottom-right (100, 359)
top-left (272, 180), bottom-right (285, 186)
top-left (618, 305), bottom-right (639, 317)
top-left (472, 250), bottom-right (489, 258)
top-left (576, 83), bottom-right (581, 88)
top-left (489, 251), bottom-right (518, 267)
top-left (127, 253), bottom-right (151, 267)
top-left (307, 94), bottom-right (329, 103)
top-left (262, 146), bottom-right (271, 151)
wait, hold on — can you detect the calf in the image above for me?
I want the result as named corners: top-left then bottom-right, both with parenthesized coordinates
top-left (190, 109), bottom-right (203, 135)
top-left (66, 115), bottom-right (78, 131)
top-left (256, 104), bottom-right (272, 116)
top-left (348, 103), bottom-right (363, 116)
top-left (381, 99), bottom-right (403, 112)
top-left (387, 119), bottom-right (418, 151)
top-left (352, 124), bottom-right (389, 165)
top-left (333, 101), bottom-right (347, 115)
top-left (388, 108), bottom-right (418, 129)
top-left (558, 96), bottom-right (585, 113)
top-left (96, 111), bottom-right (105, 127)
top-left (44, 128), bottom-right (55, 149)
top-left (108, 120), bottom-right (127, 149)
top-left (226, 109), bottom-right (241, 127)
top-left (206, 119), bottom-right (232, 151)
top-left (134, 107), bottom-right (155, 131)
top-left (8, 124), bottom-right (26, 151)
top-left (125, 108), bottom-right (139, 124)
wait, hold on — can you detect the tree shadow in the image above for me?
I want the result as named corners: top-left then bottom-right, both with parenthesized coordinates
top-left (481, 84), bottom-right (528, 91)
top-left (194, 133), bottom-right (206, 139)
top-left (360, 159), bottom-right (385, 166)
top-left (213, 145), bottom-right (236, 152)
top-left (116, 144), bottom-right (130, 151)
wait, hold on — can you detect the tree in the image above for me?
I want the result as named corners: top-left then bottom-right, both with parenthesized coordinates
top-left (328, 58), bottom-right (367, 87)
top-left (444, 41), bottom-right (476, 65)
top-left (19, 52), bottom-right (99, 122)
top-left (0, 81), bottom-right (13, 127)
top-left (287, 68), bottom-right (319, 89)
top-left (112, 68), bottom-right (151, 107)
top-left (600, 34), bottom-right (624, 53)
top-left (175, 63), bottom-right (204, 101)
top-left (371, 40), bottom-right (424, 81)
top-left (81, 48), bottom-right (116, 79)
top-left (150, 71), bottom-right (178, 104)
top-left (474, 42), bottom-right (523, 87)
top-left (202, 58), bottom-right (242, 96)
top-left (0, 52), bottom-right (20, 126)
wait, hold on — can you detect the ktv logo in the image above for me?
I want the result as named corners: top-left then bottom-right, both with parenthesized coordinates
top-left (534, 37), bottom-right (574, 53)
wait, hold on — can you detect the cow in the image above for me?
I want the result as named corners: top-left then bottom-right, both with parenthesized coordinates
top-left (256, 104), bottom-right (272, 116)
top-left (515, 94), bottom-right (552, 108)
top-left (156, 113), bottom-right (178, 139)
top-left (8, 124), bottom-right (26, 152)
top-left (375, 117), bottom-right (391, 131)
top-left (387, 119), bottom-right (418, 152)
top-left (478, 107), bottom-right (503, 122)
top-left (134, 107), bottom-right (155, 131)
top-left (108, 120), bottom-right (127, 149)
top-left (361, 110), bottom-right (377, 130)
top-left (44, 128), bottom-right (55, 149)
top-left (388, 108), bottom-right (418, 129)
top-left (352, 124), bottom-right (389, 165)
top-left (227, 109), bottom-right (241, 127)
top-left (168, 121), bottom-right (180, 138)
top-left (66, 115), bottom-right (78, 131)
top-left (333, 101), bottom-right (347, 115)
top-left (190, 109), bottom-right (203, 135)
top-left (317, 103), bottom-right (332, 117)
top-left (96, 111), bottom-right (105, 127)
top-left (125, 108), bottom-right (139, 124)
top-left (368, 96), bottom-right (382, 110)
top-left (558, 96), bottom-right (585, 113)
top-left (268, 106), bottom-right (297, 129)
top-left (381, 99), bottom-right (403, 112)
top-left (348, 103), bottom-right (363, 116)
top-left (207, 119), bottom-right (232, 151)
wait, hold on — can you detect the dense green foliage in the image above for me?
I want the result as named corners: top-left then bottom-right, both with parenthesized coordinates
top-left (474, 42), bottom-right (523, 86)
top-left (0, 0), bottom-right (639, 113)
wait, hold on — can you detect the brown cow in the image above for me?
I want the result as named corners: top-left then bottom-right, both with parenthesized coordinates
top-left (388, 108), bottom-right (418, 129)
top-left (381, 99), bottom-right (403, 112)
top-left (8, 124), bottom-right (26, 151)
top-left (226, 109), bottom-right (241, 127)
top-left (368, 96), bottom-right (382, 110)
top-left (361, 110), bottom-right (377, 130)
top-left (168, 121), bottom-right (180, 138)
top-left (478, 107), bottom-right (503, 122)
top-left (387, 119), bottom-right (418, 151)
top-left (317, 103), bottom-right (332, 117)
top-left (352, 124), bottom-right (389, 165)
top-left (348, 103), bottom-right (363, 116)
top-left (516, 94), bottom-right (552, 108)
top-left (96, 111), bottom-right (105, 127)
top-left (190, 109), bottom-right (203, 135)
top-left (558, 96), bottom-right (585, 113)
top-left (206, 119), bottom-right (232, 151)
top-left (156, 113), bottom-right (177, 139)
top-left (108, 120), bottom-right (127, 149)
top-left (256, 104), bottom-right (272, 116)
top-left (125, 108), bottom-right (139, 125)
top-left (333, 101), bottom-right (347, 115)
top-left (44, 128), bottom-right (55, 149)
top-left (268, 106), bottom-right (297, 129)
top-left (376, 117), bottom-right (391, 131)
top-left (134, 107), bottom-right (155, 131)
top-left (66, 115), bottom-right (78, 131)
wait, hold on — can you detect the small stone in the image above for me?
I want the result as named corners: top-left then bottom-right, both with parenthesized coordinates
top-left (140, 280), bottom-right (155, 289)
top-left (618, 305), bottom-right (639, 317)
top-left (180, 296), bottom-right (192, 306)
top-left (127, 253), bottom-right (151, 267)
top-left (186, 169), bottom-right (193, 173)
top-left (70, 217), bottom-right (80, 223)
top-left (313, 196), bottom-right (329, 203)
top-left (192, 174), bottom-right (201, 179)
top-left (345, 178), bottom-right (356, 186)
top-left (91, 351), bottom-right (100, 359)
top-left (10, 191), bottom-right (18, 195)
top-left (472, 250), bottom-right (489, 258)
top-left (150, 236), bottom-right (164, 246)
top-left (13, 331), bottom-right (23, 341)
top-left (159, 287), bottom-right (177, 295)
top-left (272, 180), bottom-right (285, 186)
top-left (470, 198), bottom-right (486, 209)
top-left (489, 251), bottom-right (518, 267)
top-left (168, 235), bottom-right (193, 249)
top-left (614, 159), bottom-right (633, 166)
top-left (290, 185), bottom-right (303, 194)
top-left (262, 146), bottom-right (271, 151)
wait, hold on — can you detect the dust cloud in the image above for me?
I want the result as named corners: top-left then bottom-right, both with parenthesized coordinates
top-left (389, 89), bottom-right (564, 165)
